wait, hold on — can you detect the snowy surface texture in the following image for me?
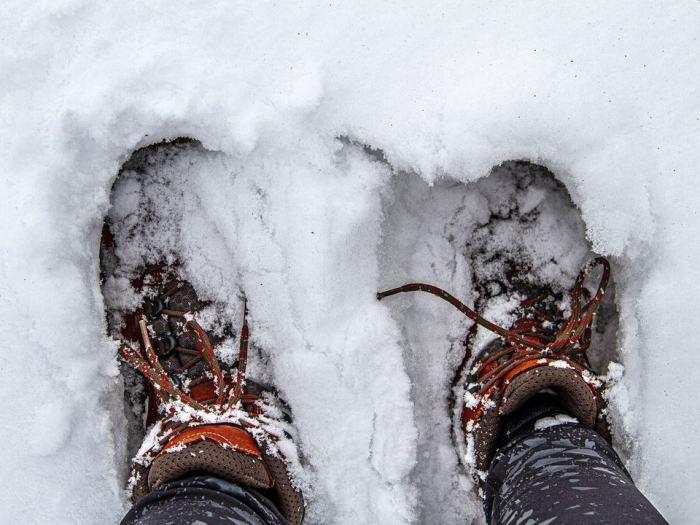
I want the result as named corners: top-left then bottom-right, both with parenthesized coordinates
top-left (1, 2), bottom-right (698, 523)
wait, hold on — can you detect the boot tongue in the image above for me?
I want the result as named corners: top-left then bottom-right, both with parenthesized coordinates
top-left (166, 281), bottom-right (199, 311)
top-left (154, 281), bottom-right (231, 382)
top-left (188, 379), bottom-right (225, 405)
top-left (187, 377), bottom-right (253, 406)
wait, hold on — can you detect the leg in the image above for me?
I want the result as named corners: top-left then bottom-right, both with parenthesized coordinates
top-left (121, 476), bottom-right (288, 525)
top-left (485, 421), bottom-right (668, 525)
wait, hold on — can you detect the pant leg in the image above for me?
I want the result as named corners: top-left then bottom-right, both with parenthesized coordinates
top-left (120, 476), bottom-right (288, 525)
top-left (485, 423), bottom-right (668, 525)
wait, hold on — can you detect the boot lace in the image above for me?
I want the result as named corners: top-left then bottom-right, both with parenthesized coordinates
top-left (119, 295), bottom-right (283, 470)
top-left (377, 257), bottom-right (611, 396)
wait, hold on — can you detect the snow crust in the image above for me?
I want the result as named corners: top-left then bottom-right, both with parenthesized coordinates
top-left (1, 2), bottom-right (699, 523)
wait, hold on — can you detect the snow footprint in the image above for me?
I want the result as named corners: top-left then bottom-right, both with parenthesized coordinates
top-left (377, 160), bottom-right (619, 525)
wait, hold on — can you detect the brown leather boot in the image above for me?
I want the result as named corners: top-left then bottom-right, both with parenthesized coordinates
top-left (378, 257), bottom-right (611, 489)
top-left (102, 230), bottom-right (304, 524)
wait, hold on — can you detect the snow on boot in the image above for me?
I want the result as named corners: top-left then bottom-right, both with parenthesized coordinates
top-left (105, 252), bottom-right (304, 524)
top-left (378, 256), bottom-right (611, 488)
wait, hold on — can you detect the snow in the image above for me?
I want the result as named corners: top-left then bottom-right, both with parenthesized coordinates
top-left (549, 360), bottom-right (573, 370)
top-left (1, 1), bottom-right (699, 524)
top-left (534, 414), bottom-right (580, 431)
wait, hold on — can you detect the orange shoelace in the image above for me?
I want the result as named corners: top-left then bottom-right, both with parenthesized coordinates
top-left (377, 257), bottom-right (611, 395)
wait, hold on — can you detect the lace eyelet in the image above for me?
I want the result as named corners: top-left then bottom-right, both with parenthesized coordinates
top-left (157, 334), bottom-right (178, 357)
top-left (143, 297), bottom-right (164, 318)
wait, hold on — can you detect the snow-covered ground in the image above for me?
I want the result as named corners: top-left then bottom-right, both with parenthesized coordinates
top-left (2, 2), bottom-right (699, 523)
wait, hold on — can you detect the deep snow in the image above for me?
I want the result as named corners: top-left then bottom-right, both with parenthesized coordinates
top-left (1, 1), bottom-right (699, 524)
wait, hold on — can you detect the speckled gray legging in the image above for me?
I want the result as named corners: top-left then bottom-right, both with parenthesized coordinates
top-left (121, 424), bottom-right (668, 525)
top-left (120, 476), bottom-right (287, 525)
top-left (484, 422), bottom-right (668, 524)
